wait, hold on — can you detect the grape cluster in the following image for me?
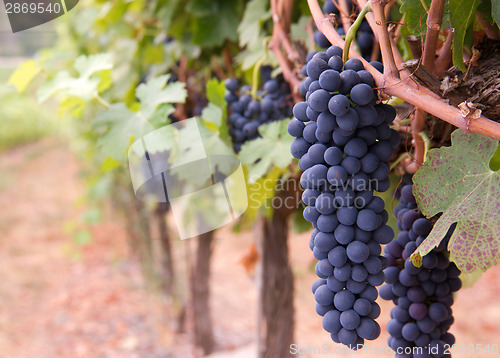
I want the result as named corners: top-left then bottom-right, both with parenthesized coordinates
top-left (314, 0), bottom-right (375, 59)
top-left (289, 45), bottom-right (400, 348)
top-left (225, 76), bottom-right (292, 152)
top-left (380, 184), bottom-right (461, 358)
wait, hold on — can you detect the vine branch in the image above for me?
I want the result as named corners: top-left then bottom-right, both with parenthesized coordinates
top-left (356, 0), bottom-right (406, 73)
top-left (270, 0), bottom-right (302, 99)
top-left (434, 29), bottom-right (454, 77)
top-left (337, 0), bottom-right (354, 36)
top-left (369, 0), bottom-right (400, 79)
top-left (404, 108), bottom-right (426, 173)
top-left (422, 0), bottom-right (445, 73)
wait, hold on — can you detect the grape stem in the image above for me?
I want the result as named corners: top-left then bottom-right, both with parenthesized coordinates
top-left (307, 0), bottom-right (500, 140)
top-left (343, 2), bottom-right (372, 64)
top-left (93, 93), bottom-right (110, 109)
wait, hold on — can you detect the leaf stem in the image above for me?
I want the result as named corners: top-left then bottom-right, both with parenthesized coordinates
top-left (390, 152), bottom-right (410, 170)
top-left (343, 2), bottom-right (371, 63)
top-left (419, 0), bottom-right (429, 12)
top-left (252, 56), bottom-right (266, 99)
top-left (94, 93), bottom-right (110, 109)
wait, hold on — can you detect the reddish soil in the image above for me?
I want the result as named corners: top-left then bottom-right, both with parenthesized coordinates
top-left (0, 140), bottom-right (499, 358)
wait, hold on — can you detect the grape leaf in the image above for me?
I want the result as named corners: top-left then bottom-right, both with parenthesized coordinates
top-left (399, 0), bottom-right (430, 35)
top-left (93, 75), bottom-right (186, 161)
top-left (238, 0), bottom-right (271, 48)
top-left (204, 79), bottom-right (229, 142)
top-left (157, 0), bottom-right (182, 31)
top-left (8, 60), bottom-right (40, 93)
top-left (449, 0), bottom-right (481, 72)
top-left (239, 120), bottom-right (293, 182)
top-left (411, 129), bottom-right (500, 273)
top-left (292, 208), bottom-right (312, 234)
top-left (494, 3), bottom-right (500, 27)
top-left (477, 0), bottom-right (495, 25)
top-left (189, 0), bottom-right (244, 47)
top-left (37, 54), bottom-right (112, 102)
top-left (136, 74), bottom-right (186, 118)
top-left (93, 103), bottom-right (154, 160)
top-left (206, 78), bottom-right (227, 110)
top-left (485, 0), bottom-right (500, 26)
top-left (291, 16), bottom-right (314, 51)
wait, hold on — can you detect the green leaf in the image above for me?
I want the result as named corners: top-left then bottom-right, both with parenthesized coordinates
top-left (291, 208), bottom-right (312, 233)
top-left (58, 97), bottom-right (86, 118)
top-left (202, 103), bottom-right (224, 129)
top-left (136, 75), bottom-right (187, 118)
top-left (489, 144), bottom-right (500, 170)
top-left (148, 104), bottom-right (175, 129)
top-left (291, 16), bottom-right (314, 51)
top-left (101, 156), bottom-right (121, 172)
top-left (411, 129), bottom-right (500, 273)
top-left (239, 120), bottom-right (293, 181)
top-left (477, 0), bottom-right (494, 24)
top-left (492, 0), bottom-right (500, 26)
top-left (238, 0), bottom-right (271, 48)
top-left (8, 60), bottom-right (40, 93)
top-left (206, 78), bottom-right (227, 109)
top-left (236, 41), bottom-right (268, 70)
top-left (245, 166), bottom-right (284, 219)
top-left (93, 103), bottom-right (154, 161)
top-left (37, 54), bottom-right (112, 102)
top-left (204, 79), bottom-right (229, 142)
top-left (157, 0), bottom-right (183, 31)
top-left (74, 54), bottom-right (113, 78)
top-left (400, 0), bottom-right (430, 35)
top-left (449, 0), bottom-right (481, 71)
top-left (189, 0), bottom-right (244, 47)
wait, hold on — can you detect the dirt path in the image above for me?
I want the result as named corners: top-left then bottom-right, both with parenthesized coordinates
top-left (0, 141), bottom-right (177, 357)
top-left (0, 140), bottom-right (499, 358)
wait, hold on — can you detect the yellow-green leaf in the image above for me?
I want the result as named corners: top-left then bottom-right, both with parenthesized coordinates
top-left (8, 60), bottom-right (40, 93)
